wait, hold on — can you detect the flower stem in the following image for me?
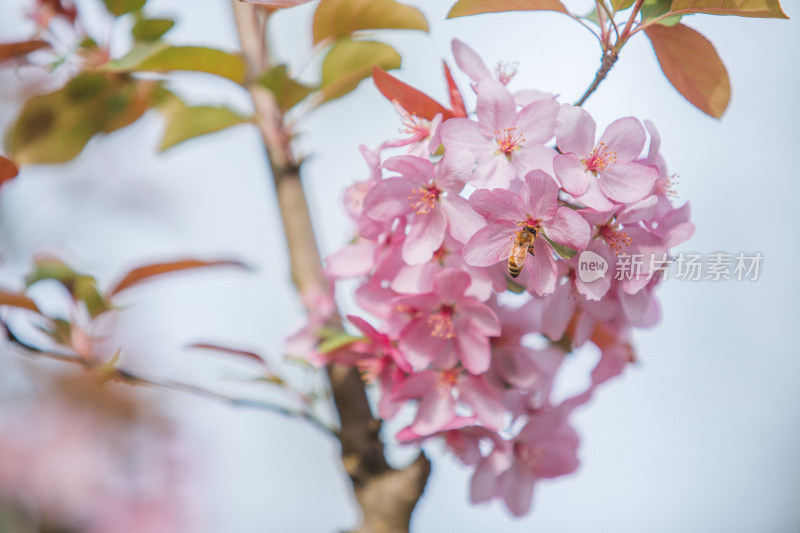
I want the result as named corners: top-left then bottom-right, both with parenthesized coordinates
top-left (574, 48), bottom-right (619, 107)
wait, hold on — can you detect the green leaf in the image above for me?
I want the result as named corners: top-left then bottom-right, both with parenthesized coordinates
top-left (506, 278), bottom-right (526, 294)
top-left (613, 0), bottom-right (636, 10)
top-left (317, 332), bottom-right (362, 354)
top-left (669, 0), bottom-right (787, 18)
top-left (448, 0), bottom-right (569, 18)
top-left (158, 95), bottom-right (250, 151)
top-left (545, 237), bottom-right (578, 259)
top-left (6, 73), bottom-right (152, 164)
top-left (105, 43), bottom-right (246, 84)
top-left (102, 0), bottom-right (146, 16)
top-left (313, 0), bottom-right (428, 45)
top-left (644, 22), bottom-right (730, 118)
top-left (131, 18), bottom-right (175, 41)
top-left (583, 7), bottom-right (601, 25)
top-left (25, 257), bottom-right (112, 318)
top-left (257, 65), bottom-right (314, 112)
top-left (320, 39), bottom-right (401, 102)
top-left (641, 0), bottom-right (672, 20)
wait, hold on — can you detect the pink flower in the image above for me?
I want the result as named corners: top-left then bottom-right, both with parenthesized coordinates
top-left (393, 268), bottom-right (500, 374)
top-left (554, 105), bottom-right (657, 210)
top-left (393, 369), bottom-right (505, 436)
top-left (471, 409), bottom-right (580, 516)
top-left (390, 235), bottom-right (504, 302)
top-left (362, 153), bottom-right (484, 264)
top-left (463, 170), bottom-right (590, 295)
top-left (440, 79), bottom-right (558, 189)
top-left (380, 104), bottom-right (443, 157)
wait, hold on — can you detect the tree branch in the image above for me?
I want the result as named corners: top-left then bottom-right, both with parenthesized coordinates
top-left (574, 48), bottom-right (619, 107)
top-left (230, 2), bottom-right (430, 531)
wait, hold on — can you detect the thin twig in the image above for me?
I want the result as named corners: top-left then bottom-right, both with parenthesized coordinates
top-left (574, 48), bottom-right (619, 107)
top-left (1, 319), bottom-right (337, 435)
top-left (596, 0), bottom-right (620, 40)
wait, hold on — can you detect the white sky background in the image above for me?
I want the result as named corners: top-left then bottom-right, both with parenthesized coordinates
top-left (1, 0), bottom-right (799, 532)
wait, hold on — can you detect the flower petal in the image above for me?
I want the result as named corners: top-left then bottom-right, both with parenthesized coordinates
top-left (383, 155), bottom-right (434, 185)
top-left (363, 178), bottom-right (413, 221)
top-left (463, 222), bottom-right (516, 267)
top-left (598, 117), bottom-right (646, 162)
top-left (553, 153), bottom-right (589, 196)
top-left (469, 188), bottom-right (525, 223)
top-left (441, 118), bottom-right (492, 154)
top-left (441, 195), bottom-right (485, 244)
top-left (412, 388), bottom-right (457, 436)
top-left (402, 206), bottom-right (447, 265)
top-left (432, 268), bottom-right (471, 302)
top-left (521, 170), bottom-right (559, 221)
top-left (527, 241), bottom-right (558, 296)
top-left (456, 327), bottom-right (492, 374)
top-left (511, 145), bottom-right (557, 178)
top-left (475, 79), bottom-right (516, 131)
top-left (515, 97), bottom-right (559, 144)
top-left (599, 161), bottom-right (658, 203)
top-left (556, 104), bottom-right (595, 156)
top-left (452, 38), bottom-right (491, 83)
top-left (542, 206), bottom-right (590, 251)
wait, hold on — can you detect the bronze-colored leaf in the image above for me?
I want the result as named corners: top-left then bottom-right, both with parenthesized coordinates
top-left (0, 289), bottom-right (40, 313)
top-left (0, 40), bottom-right (50, 63)
top-left (25, 257), bottom-right (112, 318)
top-left (102, 0), bottom-right (146, 17)
top-left (670, 0), bottom-right (787, 18)
top-left (188, 343), bottom-right (269, 366)
top-left (372, 66), bottom-right (453, 121)
top-left (6, 73), bottom-right (152, 164)
top-left (313, 0), bottom-right (428, 45)
top-left (108, 259), bottom-right (247, 296)
top-left (0, 156), bottom-right (19, 188)
top-left (105, 43), bottom-right (246, 84)
top-left (320, 39), bottom-right (401, 102)
top-left (448, 0), bottom-right (568, 18)
top-left (158, 95), bottom-right (250, 151)
top-left (131, 18), bottom-right (175, 41)
top-left (645, 22), bottom-right (730, 118)
top-left (257, 65), bottom-right (314, 112)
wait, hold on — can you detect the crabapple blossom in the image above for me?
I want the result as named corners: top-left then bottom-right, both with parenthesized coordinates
top-left (554, 105), bottom-right (658, 210)
top-left (285, 38), bottom-right (696, 518)
top-left (440, 79), bottom-right (558, 189)
top-left (463, 170), bottom-right (590, 295)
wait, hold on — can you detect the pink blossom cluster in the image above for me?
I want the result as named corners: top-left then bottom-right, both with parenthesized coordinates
top-left (0, 373), bottom-right (199, 532)
top-left (289, 41), bottom-right (694, 516)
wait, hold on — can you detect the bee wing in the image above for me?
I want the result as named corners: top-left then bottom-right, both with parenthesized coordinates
top-left (509, 242), bottom-right (529, 267)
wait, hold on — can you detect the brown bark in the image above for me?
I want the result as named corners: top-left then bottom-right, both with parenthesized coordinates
top-left (230, 3), bottom-right (429, 531)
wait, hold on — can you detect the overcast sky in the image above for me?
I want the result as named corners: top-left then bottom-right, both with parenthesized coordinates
top-left (1, 0), bottom-right (799, 531)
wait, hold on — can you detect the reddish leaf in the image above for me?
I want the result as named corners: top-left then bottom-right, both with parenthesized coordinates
top-left (372, 67), bottom-right (453, 121)
top-left (0, 289), bottom-right (40, 313)
top-left (188, 342), bottom-right (268, 366)
top-left (38, 0), bottom-right (79, 23)
top-left (669, 0), bottom-right (788, 18)
top-left (645, 23), bottom-right (730, 118)
top-left (109, 259), bottom-right (247, 296)
top-left (0, 156), bottom-right (19, 188)
top-left (448, 0), bottom-right (569, 18)
top-left (0, 40), bottom-right (50, 63)
top-left (443, 61), bottom-right (467, 118)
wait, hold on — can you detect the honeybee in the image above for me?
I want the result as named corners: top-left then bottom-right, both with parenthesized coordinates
top-left (508, 226), bottom-right (538, 278)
